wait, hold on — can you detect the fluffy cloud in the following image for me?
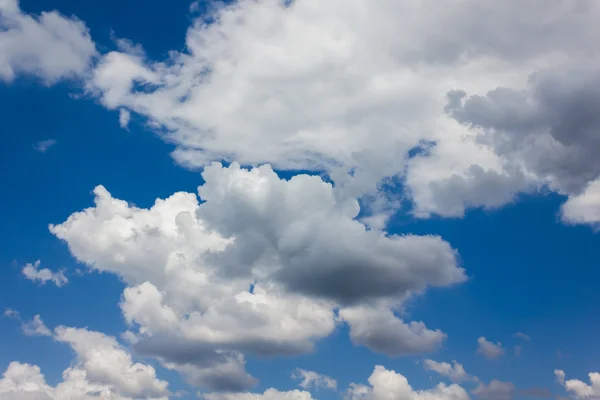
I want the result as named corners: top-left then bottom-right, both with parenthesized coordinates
top-left (75, 0), bottom-right (600, 225)
top-left (0, 320), bottom-right (169, 400)
top-left (423, 359), bottom-right (475, 383)
top-left (21, 261), bottom-right (68, 287)
top-left (477, 337), bottom-right (504, 360)
top-left (555, 370), bottom-right (600, 399)
top-left (340, 306), bottom-right (446, 356)
top-left (4, 0), bottom-right (600, 225)
top-left (346, 365), bottom-right (469, 400)
top-left (0, 362), bottom-right (53, 400)
top-left (53, 326), bottom-right (169, 398)
top-left (292, 369), bottom-right (337, 391)
top-left (50, 162), bottom-right (465, 389)
top-left (0, 0), bottom-right (96, 84)
top-left (445, 66), bottom-right (600, 195)
top-left (561, 179), bottom-right (600, 229)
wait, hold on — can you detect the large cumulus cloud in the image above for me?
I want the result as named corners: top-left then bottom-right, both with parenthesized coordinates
top-left (75, 0), bottom-right (600, 225)
top-left (50, 163), bottom-right (465, 390)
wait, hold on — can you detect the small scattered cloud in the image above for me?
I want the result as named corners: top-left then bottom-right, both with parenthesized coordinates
top-left (423, 359), bottom-right (477, 383)
top-left (22, 260), bottom-right (68, 287)
top-left (189, 1), bottom-right (200, 12)
top-left (119, 108), bottom-right (131, 130)
top-left (33, 139), bottom-right (57, 153)
top-left (22, 315), bottom-right (52, 337)
top-left (555, 370), bottom-right (566, 385)
top-left (513, 332), bottom-right (531, 341)
top-left (3, 308), bottom-right (20, 319)
top-left (292, 368), bottom-right (337, 391)
top-left (477, 337), bottom-right (505, 360)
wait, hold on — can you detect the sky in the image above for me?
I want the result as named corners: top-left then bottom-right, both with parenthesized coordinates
top-left (1, 0), bottom-right (599, 399)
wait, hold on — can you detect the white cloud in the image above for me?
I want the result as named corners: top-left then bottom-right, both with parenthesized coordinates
top-left (53, 325), bottom-right (169, 398)
top-left (74, 0), bottom-right (600, 225)
top-left (423, 359), bottom-right (476, 383)
top-left (0, 362), bottom-right (53, 400)
top-left (346, 365), bottom-right (469, 400)
top-left (477, 337), bottom-right (504, 360)
top-left (49, 162), bottom-right (465, 389)
top-left (555, 370), bottom-right (600, 399)
top-left (0, 323), bottom-right (169, 399)
top-left (561, 179), bottom-right (600, 229)
top-left (292, 368), bottom-right (337, 391)
top-left (119, 108), bottom-right (131, 130)
top-left (33, 139), bottom-right (57, 153)
top-left (21, 315), bottom-right (52, 337)
top-left (0, 0), bottom-right (96, 84)
top-left (21, 260), bottom-right (68, 287)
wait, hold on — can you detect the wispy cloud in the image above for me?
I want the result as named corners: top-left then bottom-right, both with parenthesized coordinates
top-left (33, 139), bottom-right (57, 153)
top-left (513, 332), bottom-right (531, 341)
top-left (22, 315), bottom-right (52, 337)
top-left (477, 337), bottom-right (505, 360)
top-left (292, 368), bottom-right (337, 391)
top-left (119, 108), bottom-right (131, 130)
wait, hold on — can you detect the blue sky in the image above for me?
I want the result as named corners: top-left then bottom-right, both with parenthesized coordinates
top-left (1, 1), bottom-right (600, 399)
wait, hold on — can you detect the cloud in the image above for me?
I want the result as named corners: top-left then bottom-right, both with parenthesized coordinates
top-left (423, 359), bottom-right (476, 383)
top-left (73, 0), bottom-right (600, 224)
top-left (561, 178), bottom-right (600, 229)
top-left (0, 362), bottom-right (54, 400)
top-left (442, 65), bottom-right (600, 224)
top-left (513, 332), bottom-right (531, 341)
top-left (119, 108), bottom-right (131, 130)
top-left (472, 380), bottom-right (516, 400)
top-left (202, 388), bottom-right (315, 400)
top-left (21, 315), bottom-right (52, 337)
top-left (340, 306), bottom-right (446, 356)
top-left (292, 369), bottom-right (337, 391)
top-left (346, 365), bottom-right (469, 400)
top-left (0, 0), bottom-right (96, 84)
top-left (3, 308), bottom-right (19, 319)
top-left (53, 325), bottom-right (170, 398)
top-left (477, 337), bottom-right (505, 360)
top-left (48, 162), bottom-right (465, 389)
top-left (21, 260), bottom-right (68, 287)
top-left (555, 370), bottom-right (600, 399)
top-left (556, 370), bottom-right (567, 385)
top-left (157, 352), bottom-right (258, 393)
top-left (33, 139), bottom-right (57, 153)
top-left (0, 323), bottom-right (169, 400)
